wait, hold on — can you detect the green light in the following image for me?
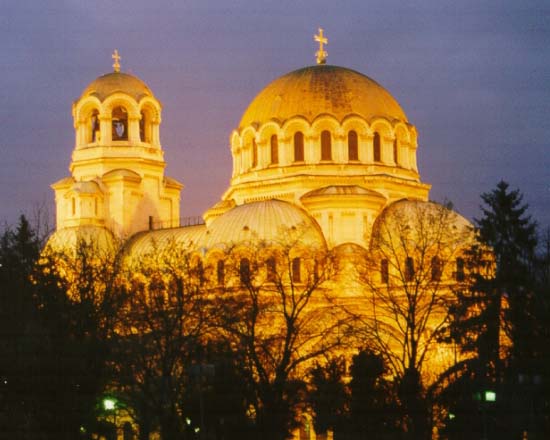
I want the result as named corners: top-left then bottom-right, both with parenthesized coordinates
top-left (449, 413), bottom-right (456, 420)
top-left (484, 390), bottom-right (496, 402)
top-left (103, 398), bottom-right (116, 411)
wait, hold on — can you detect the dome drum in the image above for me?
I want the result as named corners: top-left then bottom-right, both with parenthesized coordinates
top-left (227, 64), bottom-right (422, 206)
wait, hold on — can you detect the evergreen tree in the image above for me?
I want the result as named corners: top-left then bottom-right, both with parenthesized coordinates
top-left (308, 356), bottom-right (347, 437)
top-left (347, 350), bottom-right (398, 440)
top-left (442, 181), bottom-right (539, 439)
top-left (0, 216), bottom-right (43, 439)
top-left (476, 181), bottom-right (538, 366)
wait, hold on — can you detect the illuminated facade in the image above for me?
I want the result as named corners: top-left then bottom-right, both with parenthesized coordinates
top-left (49, 43), bottom-right (474, 439)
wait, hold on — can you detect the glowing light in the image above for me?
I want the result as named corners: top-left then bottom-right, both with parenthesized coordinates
top-left (485, 390), bottom-right (496, 402)
top-left (103, 398), bottom-right (116, 411)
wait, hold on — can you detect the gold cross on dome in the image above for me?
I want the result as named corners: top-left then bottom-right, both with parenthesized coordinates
top-left (112, 49), bottom-right (121, 72)
top-left (314, 28), bottom-right (328, 65)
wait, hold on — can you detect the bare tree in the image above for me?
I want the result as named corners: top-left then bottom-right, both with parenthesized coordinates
top-left (212, 231), bottom-right (342, 440)
top-left (346, 201), bottom-right (473, 439)
top-left (110, 242), bottom-right (209, 440)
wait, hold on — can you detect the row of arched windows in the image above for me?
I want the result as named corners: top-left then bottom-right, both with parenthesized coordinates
top-left (213, 257), bottom-right (305, 286)
top-left (245, 130), bottom-right (401, 168)
top-left (380, 257), bottom-right (465, 283)
top-left (86, 106), bottom-right (154, 144)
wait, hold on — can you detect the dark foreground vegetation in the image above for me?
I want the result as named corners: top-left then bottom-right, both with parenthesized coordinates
top-left (1, 181), bottom-right (549, 440)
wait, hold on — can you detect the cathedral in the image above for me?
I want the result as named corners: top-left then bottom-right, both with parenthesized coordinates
top-left (49, 37), bottom-right (440, 254)
top-left (47, 33), bottom-right (474, 439)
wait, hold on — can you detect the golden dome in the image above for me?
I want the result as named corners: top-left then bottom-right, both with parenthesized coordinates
top-left (239, 65), bottom-right (407, 129)
top-left (80, 72), bottom-right (153, 101)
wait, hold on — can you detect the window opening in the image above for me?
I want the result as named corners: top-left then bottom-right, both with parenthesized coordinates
top-left (240, 258), bottom-right (251, 284)
top-left (139, 110), bottom-right (151, 143)
top-left (431, 256), bottom-right (442, 281)
top-left (266, 257), bottom-right (277, 282)
top-left (381, 259), bottom-right (389, 284)
top-left (294, 132), bottom-right (304, 162)
top-left (112, 106), bottom-right (128, 140)
top-left (405, 257), bottom-right (415, 282)
top-left (270, 134), bottom-right (279, 164)
top-left (90, 110), bottom-right (100, 142)
top-left (321, 130), bottom-right (332, 161)
top-left (292, 257), bottom-right (301, 283)
top-left (217, 260), bottom-right (225, 286)
top-left (373, 132), bottom-right (381, 162)
top-left (348, 130), bottom-right (358, 161)
top-left (251, 139), bottom-right (258, 168)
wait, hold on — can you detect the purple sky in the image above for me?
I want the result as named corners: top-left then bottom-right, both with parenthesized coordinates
top-left (2, 0), bottom-right (549, 231)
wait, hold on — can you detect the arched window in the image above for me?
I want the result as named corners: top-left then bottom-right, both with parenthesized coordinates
top-left (393, 138), bottom-right (399, 165)
top-left (217, 260), bottom-right (225, 286)
top-left (112, 106), bottom-right (128, 140)
top-left (292, 257), bottom-right (301, 283)
top-left (90, 110), bottom-right (100, 142)
top-left (348, 130), bottom-right (358, 161)
top-left (381, 259), bottom-right (389, 284)
top-left (373, 132), bottom-right (381, 162)
top-left (270, 134), bottom-right (279, 165)
top-left (139, 110), bottom-right (151, 143)
top-left (294, 131), bottom-right (304, 162)
top-left (196, 260), bottom-right (205, 285)
top-left (321, 130), bottom-right (332, 161)
top-left (266, 256), bottom-right (277, 282)
top-left (405, 257), bottom-right (415, 282)
top-left (240, 258), bottom-right (251, 284)
top-left (456, 258), bottom-right (465, 281)
top-left (431, 256), bottom-right (442, 281)
top-left (251, 139), bottom-right (258, 168)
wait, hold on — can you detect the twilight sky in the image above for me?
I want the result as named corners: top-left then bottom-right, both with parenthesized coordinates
top-left (1, 0), bottom-right (549, 230)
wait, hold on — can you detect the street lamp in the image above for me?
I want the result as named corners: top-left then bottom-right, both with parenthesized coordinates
top-left (103, 397), bottom-right (118, 439)
top-left (103, 398), bottom-right (116, 411)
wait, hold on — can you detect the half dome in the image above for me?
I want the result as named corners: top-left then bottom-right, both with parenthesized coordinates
top-left (44, 225), bottom-right (116, 254)
top-left (239, 65), bottom-right (407, 129)
top-left (370, 199), bottom-right (473, 250)
top-left (81, 72), bottom-right (153, 101)
top-left (204, 199), bottom-right (326, 249)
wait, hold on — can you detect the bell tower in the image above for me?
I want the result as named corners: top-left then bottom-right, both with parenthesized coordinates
top-left (51, 51), bottom-right (182, 238)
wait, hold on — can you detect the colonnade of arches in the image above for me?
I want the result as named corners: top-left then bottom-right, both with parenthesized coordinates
top-left (379, 256), bottom-right (466, 284)
top-left (73, 94), bottom-right (162, 148)
top-left (231, 116), bottom-right (418, 177)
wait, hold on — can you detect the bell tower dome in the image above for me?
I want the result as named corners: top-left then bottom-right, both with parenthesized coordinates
top-left (51, 51), bottom-right (183, 238)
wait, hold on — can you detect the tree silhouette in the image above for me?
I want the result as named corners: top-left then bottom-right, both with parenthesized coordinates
top-left (212, 234), bottom-right (342, 440)
top-left (347, 201), bottom-right (473, 439)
